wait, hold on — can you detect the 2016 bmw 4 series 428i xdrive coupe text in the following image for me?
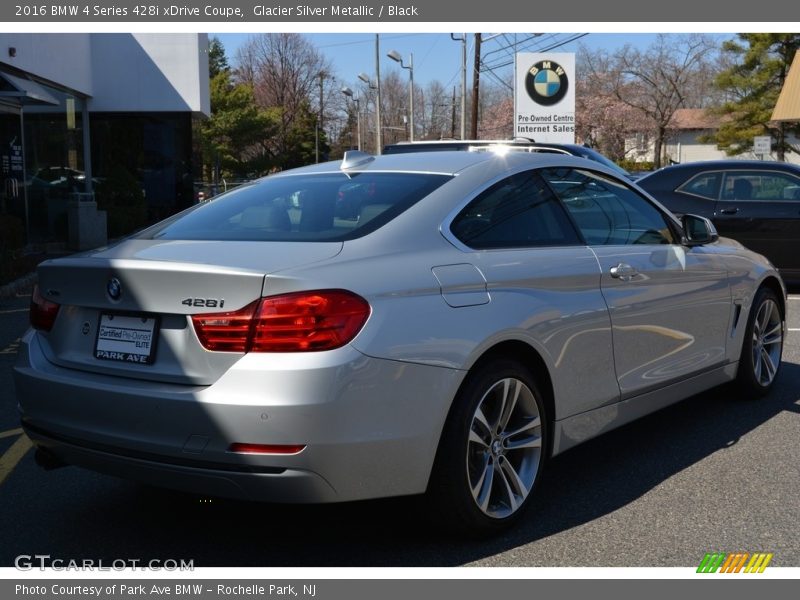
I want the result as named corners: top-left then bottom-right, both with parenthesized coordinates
top-left (14, 151), bottom-right (786, 535)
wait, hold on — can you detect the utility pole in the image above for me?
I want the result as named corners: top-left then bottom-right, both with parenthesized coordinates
top-left (375, 34), bottom-right (382, 154)
top-left (450, 33), bottom-right (467, 139)
top-left (451, 87), bottom-right (457, 139)
top-left (315, 73), bottom-right (323, 163)
top-left (471, 33), bottom-right (481, 140)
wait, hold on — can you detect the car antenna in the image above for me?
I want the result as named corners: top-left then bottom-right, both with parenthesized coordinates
top-left (341, 151), bottom-right (375, 174)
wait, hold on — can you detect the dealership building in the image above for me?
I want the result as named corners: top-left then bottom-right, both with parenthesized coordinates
top-left (0, 33), bottom-right (210, 247)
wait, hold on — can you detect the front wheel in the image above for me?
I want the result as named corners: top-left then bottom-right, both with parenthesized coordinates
top-left (737, 287), bottom-right (784, 397)
top-left (427, 359), bottom-right (547, 536)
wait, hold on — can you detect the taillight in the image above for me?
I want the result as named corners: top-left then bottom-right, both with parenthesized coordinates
top-left (192, 290), bottom-right (370, 353)
top-left (30, 284), bottom-right (60, 332)
top-left (191, 300), bottom-right (258, 352)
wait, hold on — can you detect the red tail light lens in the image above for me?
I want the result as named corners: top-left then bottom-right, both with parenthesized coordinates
top-left (30, 284), bottom-right (60, 332)
top-left (191, 300), bottom-right (258, 352)
top-left (192, 290), bottom-right (370, 353)
top-left (250, 290), bottom-right (370, 352)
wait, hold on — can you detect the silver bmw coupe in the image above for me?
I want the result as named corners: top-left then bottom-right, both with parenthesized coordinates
top-left (15, 150), bottom-right (785, 535)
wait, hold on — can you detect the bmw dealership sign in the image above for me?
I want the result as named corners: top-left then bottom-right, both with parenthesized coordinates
top-left (515, 53), bottom-right (575, 142)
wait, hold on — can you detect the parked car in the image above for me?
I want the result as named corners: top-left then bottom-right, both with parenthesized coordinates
top-left (638, 160), bottom-right (800, 281)
top-left (15, 150), bottom-right (785, 535)
top-left (383, 139), bottom-right (634, 179)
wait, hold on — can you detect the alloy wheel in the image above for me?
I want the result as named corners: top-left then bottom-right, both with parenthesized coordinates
top-left (466, 377), bottom-right (543, 519)
top-left (752, 298), bottom-right (783, 387)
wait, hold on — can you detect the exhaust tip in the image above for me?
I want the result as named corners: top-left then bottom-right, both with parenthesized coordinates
top-left (34, 447), bottom-right (68, 471)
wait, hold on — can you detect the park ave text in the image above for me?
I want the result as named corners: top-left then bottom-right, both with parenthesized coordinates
top-left (16, 584), bottom-right (317, 597)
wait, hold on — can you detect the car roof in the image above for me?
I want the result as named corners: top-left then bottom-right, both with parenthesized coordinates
top-left (638, 160), bottom-right (800, 186)
top-left (650, 160), bottom-right (800, 173)
top-left (384, 139), bottom-right (584, 152)
top-left (268, 150), bottom-right (618, 179)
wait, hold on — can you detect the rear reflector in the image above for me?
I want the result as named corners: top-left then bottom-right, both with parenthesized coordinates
top-left (30, 284), bottom-right (60, 332)
top-left (228, 443), bottom-right (306, 455)
top-left (192, 289), bottom-right (370, 353)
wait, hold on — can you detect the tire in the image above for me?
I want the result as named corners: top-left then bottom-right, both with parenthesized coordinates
top-left (736, 287), bottom-right (784, 398)
top-left (427, 358), bottom-right (547, 537)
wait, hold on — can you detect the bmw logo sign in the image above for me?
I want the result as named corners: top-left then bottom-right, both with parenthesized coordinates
top-left (525, 60), bottom-right (569, 106)
top-left (107, 277), bottom-right (122, 301)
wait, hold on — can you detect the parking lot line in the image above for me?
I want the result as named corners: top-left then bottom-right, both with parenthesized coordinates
top-left (0, 433), bottom-right (32, 486)
top-left (0, 428), bottom-right (23, 440)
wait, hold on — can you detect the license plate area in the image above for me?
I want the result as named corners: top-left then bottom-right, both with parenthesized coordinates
top-left (94, 313), bottom-right (159, 365)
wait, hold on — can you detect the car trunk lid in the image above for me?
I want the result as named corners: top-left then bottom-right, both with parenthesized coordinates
top-left (35, 239), bottom-right (342, 385)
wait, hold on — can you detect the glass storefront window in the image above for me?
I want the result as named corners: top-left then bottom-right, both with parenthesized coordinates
top-left (90, 113), bottom-right (193, 237)
top-left (22, 84), bottom-right (86, 243)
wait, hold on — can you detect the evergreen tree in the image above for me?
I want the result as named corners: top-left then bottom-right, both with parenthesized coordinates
top-left (208, 37), bottom-right (229, 78)
top-left (708, 34), bottom-right (800, 160)
top-left (199, 39), bottom-right (278, 180)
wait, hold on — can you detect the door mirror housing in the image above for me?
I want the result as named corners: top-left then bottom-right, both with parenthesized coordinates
top-left (682, 214), bottom-right (719, 246)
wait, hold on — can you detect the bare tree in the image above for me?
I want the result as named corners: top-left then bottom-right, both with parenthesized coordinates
top-left (577, 47), bottom-right (654, 161)
top-left (596, 34), bottom-right (718, 168)
top-left (236, 33), bottom-right (333, 163)
top-left (380, 70), bottom-right (411, 143)
top-left (420, 80), bottom-right (452, 140)
top-left (478, 80), bottom-right (513, 139)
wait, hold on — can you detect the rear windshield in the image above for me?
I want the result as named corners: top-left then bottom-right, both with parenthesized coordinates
top-left (146, 172), bottom-right (452, 242)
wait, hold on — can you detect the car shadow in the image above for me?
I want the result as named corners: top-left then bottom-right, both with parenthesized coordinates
top-left (8, 363), bottom-right (796, 568)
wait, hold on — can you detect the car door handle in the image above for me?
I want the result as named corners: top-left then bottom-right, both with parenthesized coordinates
top-left (609, 263), bottom-right (637, 281)
top-left (719, 207), bottom-right (739, 215)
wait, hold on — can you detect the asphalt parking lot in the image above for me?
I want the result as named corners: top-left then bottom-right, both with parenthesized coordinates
top-left (1, 288), bottom-right (798, 568)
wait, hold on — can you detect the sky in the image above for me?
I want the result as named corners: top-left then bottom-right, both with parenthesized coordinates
top-left (211, 32), bottom-right (731, 93)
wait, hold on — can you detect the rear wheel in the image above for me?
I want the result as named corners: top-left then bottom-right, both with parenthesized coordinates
top-left (428, 358), bottom-right (547, 536)
top-left (737, 287), bottom-right (784, 397)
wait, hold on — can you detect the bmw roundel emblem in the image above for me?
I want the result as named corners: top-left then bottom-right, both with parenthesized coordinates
top-left (525, 60), bottom-right (569, 106)
top-left (107, 277), bottom-right (122, 301)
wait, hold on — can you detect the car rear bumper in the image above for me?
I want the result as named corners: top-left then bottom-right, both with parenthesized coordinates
top-left (14, 330), bottom-right (464, 503)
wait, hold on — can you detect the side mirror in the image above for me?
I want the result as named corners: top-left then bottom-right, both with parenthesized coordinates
top-left (681, 214), bottom-right (719, 246)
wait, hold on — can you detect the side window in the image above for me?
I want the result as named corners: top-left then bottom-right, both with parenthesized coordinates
top-left (722, 171), bottom-right (800, 201)
top-left (542, 168), bottom-right (676, 246)
top-left (677, 171), bottom-right (721, 200)
top-left (450, 170), bottom-right (581, 249)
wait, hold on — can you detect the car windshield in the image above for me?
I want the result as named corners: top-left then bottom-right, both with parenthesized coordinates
top-left (146, 172), bottom-right (451, 242)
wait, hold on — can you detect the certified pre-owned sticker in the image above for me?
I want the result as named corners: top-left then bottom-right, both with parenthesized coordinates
top-left (95, 313), bottom-right (158, 364)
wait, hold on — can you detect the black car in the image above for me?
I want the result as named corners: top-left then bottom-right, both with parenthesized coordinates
top-left (383, 140), bottom-right (633, 179)
top-left (638, 160), bottom-right (800, 281)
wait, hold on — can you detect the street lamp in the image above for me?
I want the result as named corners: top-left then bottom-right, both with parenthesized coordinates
top-left (387, 49), bottom-right (414, 142)
top-left (341, 86), bottom-right (361, 151)
top-left (358, 72), bottom-right (379, 153)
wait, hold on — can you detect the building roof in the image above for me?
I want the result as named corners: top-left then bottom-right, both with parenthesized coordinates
top-left (772, 50), bottom-right (800, 122)
top-left (668, 108), bottom-right (721, 130)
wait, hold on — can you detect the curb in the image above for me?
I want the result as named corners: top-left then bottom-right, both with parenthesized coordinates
top-left (0, 272), bottom-right (37, 299)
